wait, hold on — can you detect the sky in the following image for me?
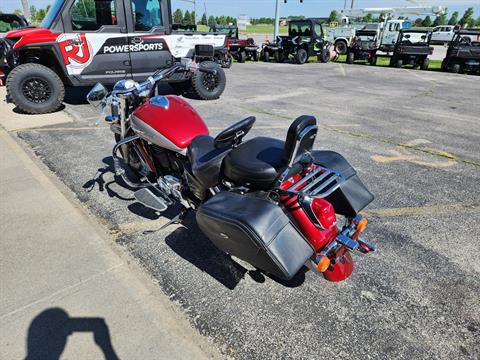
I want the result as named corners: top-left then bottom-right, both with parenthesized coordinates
top-left (1, 0), bottom-right (479, 19)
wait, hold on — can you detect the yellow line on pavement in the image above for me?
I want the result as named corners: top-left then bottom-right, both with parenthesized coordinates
top-left (364, 203), bottom-right (479, 218)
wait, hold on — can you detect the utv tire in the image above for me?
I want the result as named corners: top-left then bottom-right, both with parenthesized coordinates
top-left (369, 55), bottom-right (377, 66)
top-left (295, 49), bottom-right (308, 64)
top-left (394, 59), bottom-right (403, 68)
top-left (274, 51), bottom-right (285, 63)
top-left (420, 58), bottom-right (429, 71)
top-left (263, 50), bottom-right (270, 62)
top-left (238, 51), bottom-right (247, 63)
top-left (319, 49), bottom-right (330, 63)
top-left (191, 61), bottom-right (226, 100)
top-left (451, 63), bottom-right (461, 74)
top-left (252, 51), bottom-right (259, 62)
top-left (346, 52), bottom-right (354, 64)
top-left (6, 63), bottom-right (65, 114)
top-left (335, 40), bottom-right (348, 55)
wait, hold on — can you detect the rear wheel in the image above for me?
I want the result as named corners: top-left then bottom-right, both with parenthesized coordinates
top-left (6, 63), bottom-right (65, 114)
top-left (263, 50), bottom-right (270, 62)
top-left (335, 40), bottom-right (348, 55)
top-left (191, 61), bottom-right (226, 100)
top-left (295, 48), bottom-right (308, 64)
top-left (238, 50), bottom-right (247, 63)
top-left (451, 63), bottom-right (461, 73)
top-left (346, 52), bottom-right (354, 64)
top-left (420, 58), bottom-right (429, 71)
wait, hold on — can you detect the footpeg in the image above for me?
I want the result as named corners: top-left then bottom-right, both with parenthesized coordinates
top-left (134, 188), bottom-right (168, 212)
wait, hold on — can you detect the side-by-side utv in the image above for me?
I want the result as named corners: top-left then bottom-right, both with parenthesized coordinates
top-left (262, 19), bottom-right (331, 64)
top-left (390, 29), bottom-right (433, 70)
top-left (346, 29), bottom-right (379, 66)
top-left (441, 29), bottom-right (480, 74)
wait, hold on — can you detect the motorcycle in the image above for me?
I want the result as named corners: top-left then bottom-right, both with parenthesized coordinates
top-left (87, 57), bottom-right (377, 283)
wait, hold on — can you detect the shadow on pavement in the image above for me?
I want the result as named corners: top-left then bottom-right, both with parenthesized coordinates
top-left (25, 308), bottom-right (119, 360)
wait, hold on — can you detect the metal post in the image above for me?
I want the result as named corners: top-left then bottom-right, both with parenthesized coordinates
top-left (21, 0), bottom-right (31, 22)
top-left (351, 0), bottom-right (355, 8)
top-left (344, 0), bottom-right (347, 9)
top-left (274, 0), bottom-right (280, 41)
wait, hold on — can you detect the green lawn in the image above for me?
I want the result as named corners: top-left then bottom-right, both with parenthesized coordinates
top-left (332, 55), bottom-right (442, 71)
top-left (242, 25), bottom-right (288, 35)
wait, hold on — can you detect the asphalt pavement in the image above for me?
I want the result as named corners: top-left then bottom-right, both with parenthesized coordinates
top-left (7, 61), bottom-right (480, 359)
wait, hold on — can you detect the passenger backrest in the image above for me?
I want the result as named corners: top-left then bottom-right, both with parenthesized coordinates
top-left (282, 115), bottom-right (318, 166)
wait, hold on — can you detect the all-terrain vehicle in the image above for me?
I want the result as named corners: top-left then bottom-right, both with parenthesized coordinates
top-left (262, 19), bottom-right (332, 64)
top-left (0, 0), bottom-right (227, 114)
top-left (441, 29), bottom-right (480, 74)
top-left (346, 29), bottom-right (379, 65)
top-left (210, 25), bottom-right (259, 65)
top-left (389, 29), bottom-right (433, 70)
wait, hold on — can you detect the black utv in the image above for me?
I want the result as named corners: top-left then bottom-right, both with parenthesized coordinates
top-left (390, 29), bottom-right (433, 70)
top-left (262, 19), bottom-right (331, 64)
top-left (441, 29), bottom-right (480, 74)
top-left (346, 29), bottom-right (379, 66)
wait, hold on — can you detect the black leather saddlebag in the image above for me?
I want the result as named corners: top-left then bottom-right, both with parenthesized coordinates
top-left (196, 192), bottom-right (314, 280)
top-left (313, 150), bottom-right (374, 217)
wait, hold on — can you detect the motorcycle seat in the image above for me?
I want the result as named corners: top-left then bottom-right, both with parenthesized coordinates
top-left (187, 135), bottom-right (231, 189)
top-left (223, 115), bottom-right (318, 190)
top-left (222, 136), bottom-right (286, 190)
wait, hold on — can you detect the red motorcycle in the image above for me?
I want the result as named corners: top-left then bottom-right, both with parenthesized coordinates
top-left (87, 58), bottom-right (376, 282)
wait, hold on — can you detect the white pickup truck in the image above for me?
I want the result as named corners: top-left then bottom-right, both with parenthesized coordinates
top-left (431, 25), bottom-right (457, 44)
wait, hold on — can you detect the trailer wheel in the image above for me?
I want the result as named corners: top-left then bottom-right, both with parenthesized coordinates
top-left (451, 63), bottom-right (461, 74)
top-left (346, 52), bottom-right (354, 64)
top-left (238, 51), bottom-right (247, 63)
top-left (420, 58), bottom-right (429, 71)
top-left (191, 61), bottom-right (226, 100)
top-left (263, 50), bottom-right (270, 62)
top-left (6, 63), bottom-right (65, 114)
top-left (295, 49), bottom-right (308, 64)
top-left (335, 40), bottom-right (348, 55)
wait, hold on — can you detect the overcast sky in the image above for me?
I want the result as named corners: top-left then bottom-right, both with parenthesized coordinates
top-left (1, 0), bottom-right (479, 19)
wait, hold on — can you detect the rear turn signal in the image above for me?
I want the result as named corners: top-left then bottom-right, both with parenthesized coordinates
top-left (357, 218), bottom-right (368, 233)
top-left (316, 256), bottom-right (331, 273)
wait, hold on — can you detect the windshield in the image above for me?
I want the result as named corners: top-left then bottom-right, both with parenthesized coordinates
top-left (289, 21), bottom-right (312, 37)
top-left (400, 32), bottom-right (429, 45)
top-left (41, 0), bottom-right (64, 28)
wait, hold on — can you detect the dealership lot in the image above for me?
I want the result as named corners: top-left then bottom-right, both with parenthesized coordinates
top-left (12, 62), bottom-right (480, 359)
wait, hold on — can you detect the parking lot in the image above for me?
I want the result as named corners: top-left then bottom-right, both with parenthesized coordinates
top-left (12, 61), bottom-right (480, 359)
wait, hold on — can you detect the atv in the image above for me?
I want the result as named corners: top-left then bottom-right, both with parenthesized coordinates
top-left (0, 0), bottom-right (227, 114)
top-left (210, 25), bottom-right (259, 65)
top-left (441, 29), bottom-right (480, 74)
top-left (262, 19), bottom-right (332, 64)
top-left (346, 29), bottom-right (379, 66)
top-left (389, 29), bottom-right (433, 70)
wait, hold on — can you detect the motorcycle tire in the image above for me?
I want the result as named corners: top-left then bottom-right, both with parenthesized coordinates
top-left (114, 133), bottom-right (142, 173)
top-left (6, 63), bottom-right (65, 114)
top-left (191, 61), bottom-right (226, 100)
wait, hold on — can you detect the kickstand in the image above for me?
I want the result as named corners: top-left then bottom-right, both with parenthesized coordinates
top-left (143, 208), bottom-right (190, 235)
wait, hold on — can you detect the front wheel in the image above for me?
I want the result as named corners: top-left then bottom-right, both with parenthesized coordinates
top-left (6, 63), bottom-right (65, 114)
top-left (335, 40), bottom-right (348, 55)
top-left (295, 48), bottom-right (308, 64)
top-left (451, 63), bottom-right (461, 73)
top-left (191, 61), bottom-right (226, 100)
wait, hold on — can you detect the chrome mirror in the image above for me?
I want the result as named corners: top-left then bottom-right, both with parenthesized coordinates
top-left (87, 83), bottom-right (108, 109)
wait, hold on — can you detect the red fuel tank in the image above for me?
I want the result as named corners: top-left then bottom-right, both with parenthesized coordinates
top-left (131, 95), bottom-right (209, 153)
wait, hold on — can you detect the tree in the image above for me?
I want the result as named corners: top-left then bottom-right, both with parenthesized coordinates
top-left (328, 10), bottom-right (337, 23)
top-left (201, 13), bottom-right (207, 25)
top-left (422, 16), bottom-right (432, 27)
top-left (434, 10), bottom-right (448, 26)
top-left (13, 9), bottom-right (23, 15)
top-left (173, 9), bottom-right (183, 24)
top-left (459, 7), bottom-right (474, 27)
top-left (476, 16), bottom-right (480, 26)
top-left (191, 11), bottom-right (196, 24)
top-left (414, 18), bottom-right (423, 27)
top-left (183, 10), bottom-right (191, 24)
top-left (208, 15), bottom-right (216, 28)
top-left (29, 5), bottom-right (37, 21)
top-left (448, 11), bottom-right (459, 25)
top-left (364, 13), bottom-right (373, 23)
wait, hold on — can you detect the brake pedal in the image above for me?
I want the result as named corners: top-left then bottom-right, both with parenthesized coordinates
top-left (134, 188), bottom-right (168, 212)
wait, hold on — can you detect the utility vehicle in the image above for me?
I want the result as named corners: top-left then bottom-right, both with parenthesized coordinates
top-left (210, 25), bottom-right (259, 64)
top-left (0, 0), bottom-right (227, 114)
top-left (262, 19), bottom-right (331, 64)
top-left (346, 29), bottom-right (379, 65)
top-left (441, 29), bottom-right (480, 74)
top-left (390, 29), bottom-right (433, 70)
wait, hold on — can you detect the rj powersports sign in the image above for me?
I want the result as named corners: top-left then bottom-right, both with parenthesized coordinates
top-left (103, 42), bottom-right (164, 53)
